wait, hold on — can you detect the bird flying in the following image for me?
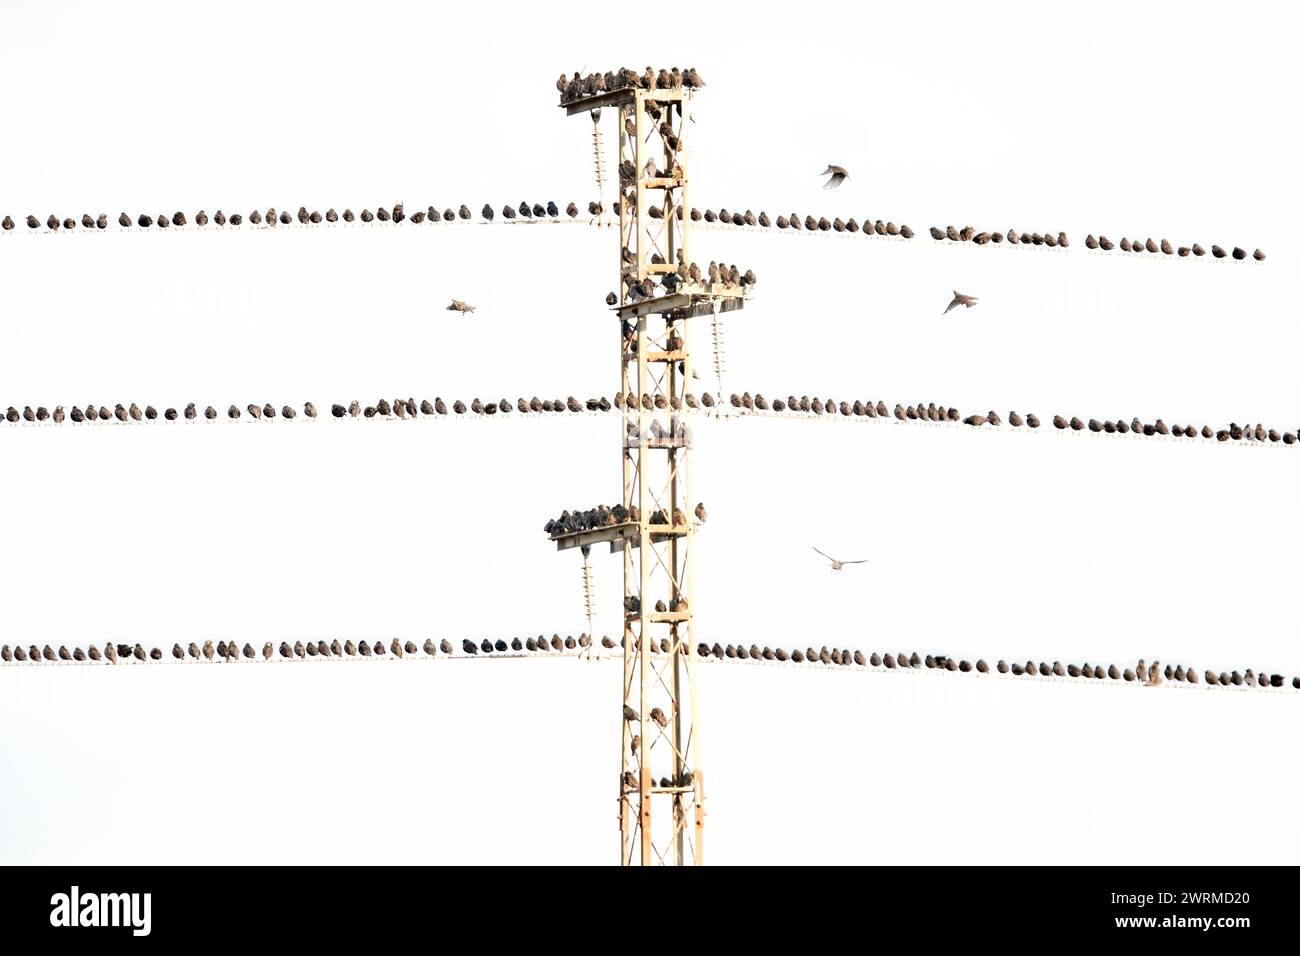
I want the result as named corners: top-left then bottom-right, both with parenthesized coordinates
top-left (943, 291), bottom-right (978, 314)
top-left (821, 165), bottom-right (848, 189)
top-left (813, 547), bottom-right (867, 571)
top-left (447, 299), bottom-right (476, 314)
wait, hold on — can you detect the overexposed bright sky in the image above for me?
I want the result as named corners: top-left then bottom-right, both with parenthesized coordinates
top-left (1, 0), bottom-right (1297, 865)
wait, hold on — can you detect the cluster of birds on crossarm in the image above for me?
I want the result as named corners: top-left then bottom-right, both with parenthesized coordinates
top-left (616, 251), bottom-right (757, 305)
top-left (545, 501), bottom-right (707, 537)
top-left (557, 66), bottom-right (706, 103)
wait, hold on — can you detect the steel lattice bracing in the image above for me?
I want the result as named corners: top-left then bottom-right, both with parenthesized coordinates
top-left (554, 81), bottom-right (746, 865)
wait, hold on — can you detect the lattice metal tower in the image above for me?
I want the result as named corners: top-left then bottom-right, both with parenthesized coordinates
top-left (552, 77), bottom-right (746, 865)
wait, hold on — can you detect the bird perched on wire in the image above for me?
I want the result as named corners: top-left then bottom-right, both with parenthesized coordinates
top-left (446, 299), bottom-right (476, 314)
top-left (943, 291), bottom-right (978, 314)
top-left (813, 547), bottom-right (867, 571)
top-left (820, 165), bottom-right (849, 189)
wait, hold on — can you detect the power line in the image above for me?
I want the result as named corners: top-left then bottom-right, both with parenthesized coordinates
top-left (5, 394), bottom-right (1298, 452)
top-left (3, 204), bottom-right (1284, 269)
top-left (3, 639), bottom-right (1295, 694)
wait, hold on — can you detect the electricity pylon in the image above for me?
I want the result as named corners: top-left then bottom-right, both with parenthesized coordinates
top-left (550, 77), bottom-right (747, 864)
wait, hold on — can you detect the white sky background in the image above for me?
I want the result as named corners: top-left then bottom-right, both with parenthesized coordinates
top-left (1, 0), bottom-right (1298, 864)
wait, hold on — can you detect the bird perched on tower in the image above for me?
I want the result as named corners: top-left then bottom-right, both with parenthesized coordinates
top-left (943, 291), bottom-right (978, 314)
top-left (820, 165), bottom-right (849, 189)
top-left (447, 299), bottom-right (476, 314)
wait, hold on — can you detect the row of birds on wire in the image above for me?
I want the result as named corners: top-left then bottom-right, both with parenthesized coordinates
top-left (0, 397), bottom-right (610, 424)
top-left (4, 638), bottom-right (1295, 692)
top-left (558, 65), bottom-right (706, 103)
top-left (0, 204), bottom-right (899, 233)
top-left (922, 225), bottom-right (1265, 261)
top-left (703, 393), bottom-right (1300, 446)
top-left (6, 393), bottom-right (1299, 448)
top-left (0, 636), bottom-right (592, 664)
top-left (816, 163), bottom-right (1264, 260)
top-left (1, 203), bottom-right (1267, 263)
top-left (0, 204), bottom-right (914, 239)
top-left (0, 204), bottom-right (591, 232)
top-left (0, 635), bottom-right (693, 665)
top-left (690, 645), bottom-right (1299, 691)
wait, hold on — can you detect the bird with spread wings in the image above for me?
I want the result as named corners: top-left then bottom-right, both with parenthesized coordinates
top-left (813, 547), bottom-right (868, 571)
top-left (943, 291), bottom-right (978, 314)
top-left (820, 165), bottom-right (849, 189)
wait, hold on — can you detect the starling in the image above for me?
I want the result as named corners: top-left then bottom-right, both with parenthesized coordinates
top-left (944, 291), bottom-right (978, 314)
top-left (820, 165), bottom-right (849, 189)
